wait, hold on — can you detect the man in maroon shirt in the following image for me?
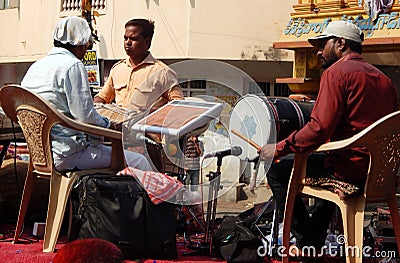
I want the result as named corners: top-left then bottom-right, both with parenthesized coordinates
top-left (260, 21), bottom-right (397, 254)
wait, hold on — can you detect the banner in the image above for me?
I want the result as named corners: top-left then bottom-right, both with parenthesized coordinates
top-left (83, 50), bottom-right (100, 90)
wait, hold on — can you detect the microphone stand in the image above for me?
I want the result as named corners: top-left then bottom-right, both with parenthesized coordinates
top-left (204, 154), bottom-right (222, 255)
top-left (248, 156), bottom-right (260, 191)
top-left (183, 154), bottom-right (223, 257)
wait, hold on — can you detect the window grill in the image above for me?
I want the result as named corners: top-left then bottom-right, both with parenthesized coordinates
top-left (61, 0), bottom-right (106, 12)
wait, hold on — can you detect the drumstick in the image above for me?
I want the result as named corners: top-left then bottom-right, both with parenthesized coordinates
top-left (231, 129), bottom-right (261, 151)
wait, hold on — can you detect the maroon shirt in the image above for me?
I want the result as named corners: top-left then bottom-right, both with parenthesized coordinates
top-left (276, 53), bottom-right (397, 184)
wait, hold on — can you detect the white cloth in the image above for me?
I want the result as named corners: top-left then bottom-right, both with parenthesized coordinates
top-left (54, 144), bottom-right (152, 172)
top-left (52, 16), bottom-right (92, 46)
top-left (364, 0), bottom-right (394, 21)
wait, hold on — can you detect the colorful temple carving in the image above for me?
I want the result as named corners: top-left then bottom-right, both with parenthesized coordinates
top-left (274, 0), bottom-right (400, 95)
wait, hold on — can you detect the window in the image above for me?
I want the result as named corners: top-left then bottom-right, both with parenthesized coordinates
top-left (61, 0), bottom-right (106, 12)
top-left (249, 81), bottom-right (270, 96)
top-left (178, 79), bottom-right (206, 97)
top-left (189, 80), bottom-right (206, 89)
top-left (274, 83), bottom-right (291, 97)
top-left (0, 0), bottom-right (19, 9)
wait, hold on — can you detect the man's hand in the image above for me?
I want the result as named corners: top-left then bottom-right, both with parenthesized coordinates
top-left (109, 121), bottom-right (122, 131)
top-left (258, 143), bottom-right (278, 161)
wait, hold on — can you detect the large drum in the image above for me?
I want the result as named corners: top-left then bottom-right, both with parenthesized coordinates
top-left (229, 94), bottom-right (313, 160)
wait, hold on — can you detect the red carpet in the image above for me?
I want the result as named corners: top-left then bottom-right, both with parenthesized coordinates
top-left (0, 223), bottom-right (301, 263)
top-left (0, 224), bottom-right (230, 263)
top-left (0, 235), bottom-right (296, 263)
top-left (0, 239), bottom-right (62, 263)
top-left (0, 238), bottom-right (228, 263)
top-left (0, 236), bottom-right (307, 263)
top-left (0, 226), bottom-right (365, 263)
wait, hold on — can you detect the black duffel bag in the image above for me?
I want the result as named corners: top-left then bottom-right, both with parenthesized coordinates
top-left (213, 216), bottom-right (263, 263)
top-left (69, 173), bottom-right (178, 260)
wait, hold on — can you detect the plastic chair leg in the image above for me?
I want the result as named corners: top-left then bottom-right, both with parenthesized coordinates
top-left (387, 197), bottom-right (400, 255)
top-left (339, 198), bottom-right (365, 263)
top-left (340, 204), bottom-right (354, 263)
top-left (353, 210), bottom-right (365, 263)
top-left (13, 170), bottom-right (36, 243)
top-left (42, 173), bottom-right (78, 253)
top-left (281, 194), bottom-right (297, 263)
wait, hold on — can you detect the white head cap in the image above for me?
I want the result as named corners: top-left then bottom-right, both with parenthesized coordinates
top-left (308, 20), bottom-right (364, 47)
top-left (52, 16), bottom-right (93, 46)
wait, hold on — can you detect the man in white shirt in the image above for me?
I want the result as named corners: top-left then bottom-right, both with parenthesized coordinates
top-left (21, 16), bottom-right (151, 172)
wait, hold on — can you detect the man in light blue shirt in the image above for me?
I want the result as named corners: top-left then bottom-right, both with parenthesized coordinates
top-left (21, 16), bottom-right (151, 172)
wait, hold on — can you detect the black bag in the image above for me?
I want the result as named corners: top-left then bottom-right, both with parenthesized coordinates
top-left (213, 216), bottom-right (263, 263)
top-left (69, 173), bottom-right (178, 260)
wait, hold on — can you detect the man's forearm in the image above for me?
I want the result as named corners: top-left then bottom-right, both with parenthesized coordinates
top-left (93, 96), bottom-right (106, 103)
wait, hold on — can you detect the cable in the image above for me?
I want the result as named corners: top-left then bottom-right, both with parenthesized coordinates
top-left (11, 121), bottom-right (20, 196)
top-left (155, 5), bottom-right (185, 56)
top-left (109, 0), bottom-right (116, 57)
top-left (199, 158), bottom-right (205, 216)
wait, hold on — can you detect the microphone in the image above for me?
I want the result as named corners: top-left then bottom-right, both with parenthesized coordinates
top-left (135, 133), bottom-right (158, 145)
top-left (203, 146), bottom-right (242, 159)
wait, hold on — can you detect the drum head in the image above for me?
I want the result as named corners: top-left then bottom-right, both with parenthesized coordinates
top-left (229, 94), bottom-right (276, 160)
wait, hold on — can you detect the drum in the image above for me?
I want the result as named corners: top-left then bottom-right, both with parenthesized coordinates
top-left (229, 94), bottom-right (313, 160)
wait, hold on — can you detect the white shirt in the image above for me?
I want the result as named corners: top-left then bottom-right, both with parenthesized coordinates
top-left (21, 47), bottom-right (110, 157)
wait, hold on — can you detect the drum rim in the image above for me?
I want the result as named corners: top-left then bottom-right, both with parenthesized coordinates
top-left (228, 95), bottom-right (314, 160)
top-left (228, 94), bottom-right (277, 160)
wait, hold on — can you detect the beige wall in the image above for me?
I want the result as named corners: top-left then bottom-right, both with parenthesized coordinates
top-left (93, 1), bottom-right (191, 59)
top-left (186, 1), bottom-right (294, 60)
top-left (0, 0), bottom-right (297, 63)
top-left (0, 1), bottom-right (60, 63)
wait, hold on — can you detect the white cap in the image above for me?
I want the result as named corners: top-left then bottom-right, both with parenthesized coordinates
top-left (308, 20), bottom-right (364, 47)
top-left (52, 16), bottom-right (93, 46)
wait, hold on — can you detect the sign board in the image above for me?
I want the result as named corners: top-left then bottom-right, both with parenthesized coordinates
top-left (82, 50), bottom-right (100, 90)
top-left (281, 13), bottom-right (400, 41)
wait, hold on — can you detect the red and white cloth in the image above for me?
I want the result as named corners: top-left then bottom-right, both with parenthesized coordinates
top-left (364, 0), bottom-right (393, 21)
top-left (118, 167), bottom-right (185, 204)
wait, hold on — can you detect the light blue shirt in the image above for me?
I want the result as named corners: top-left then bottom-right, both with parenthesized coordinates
top-left (21, 47), bottom-right (110, 157)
